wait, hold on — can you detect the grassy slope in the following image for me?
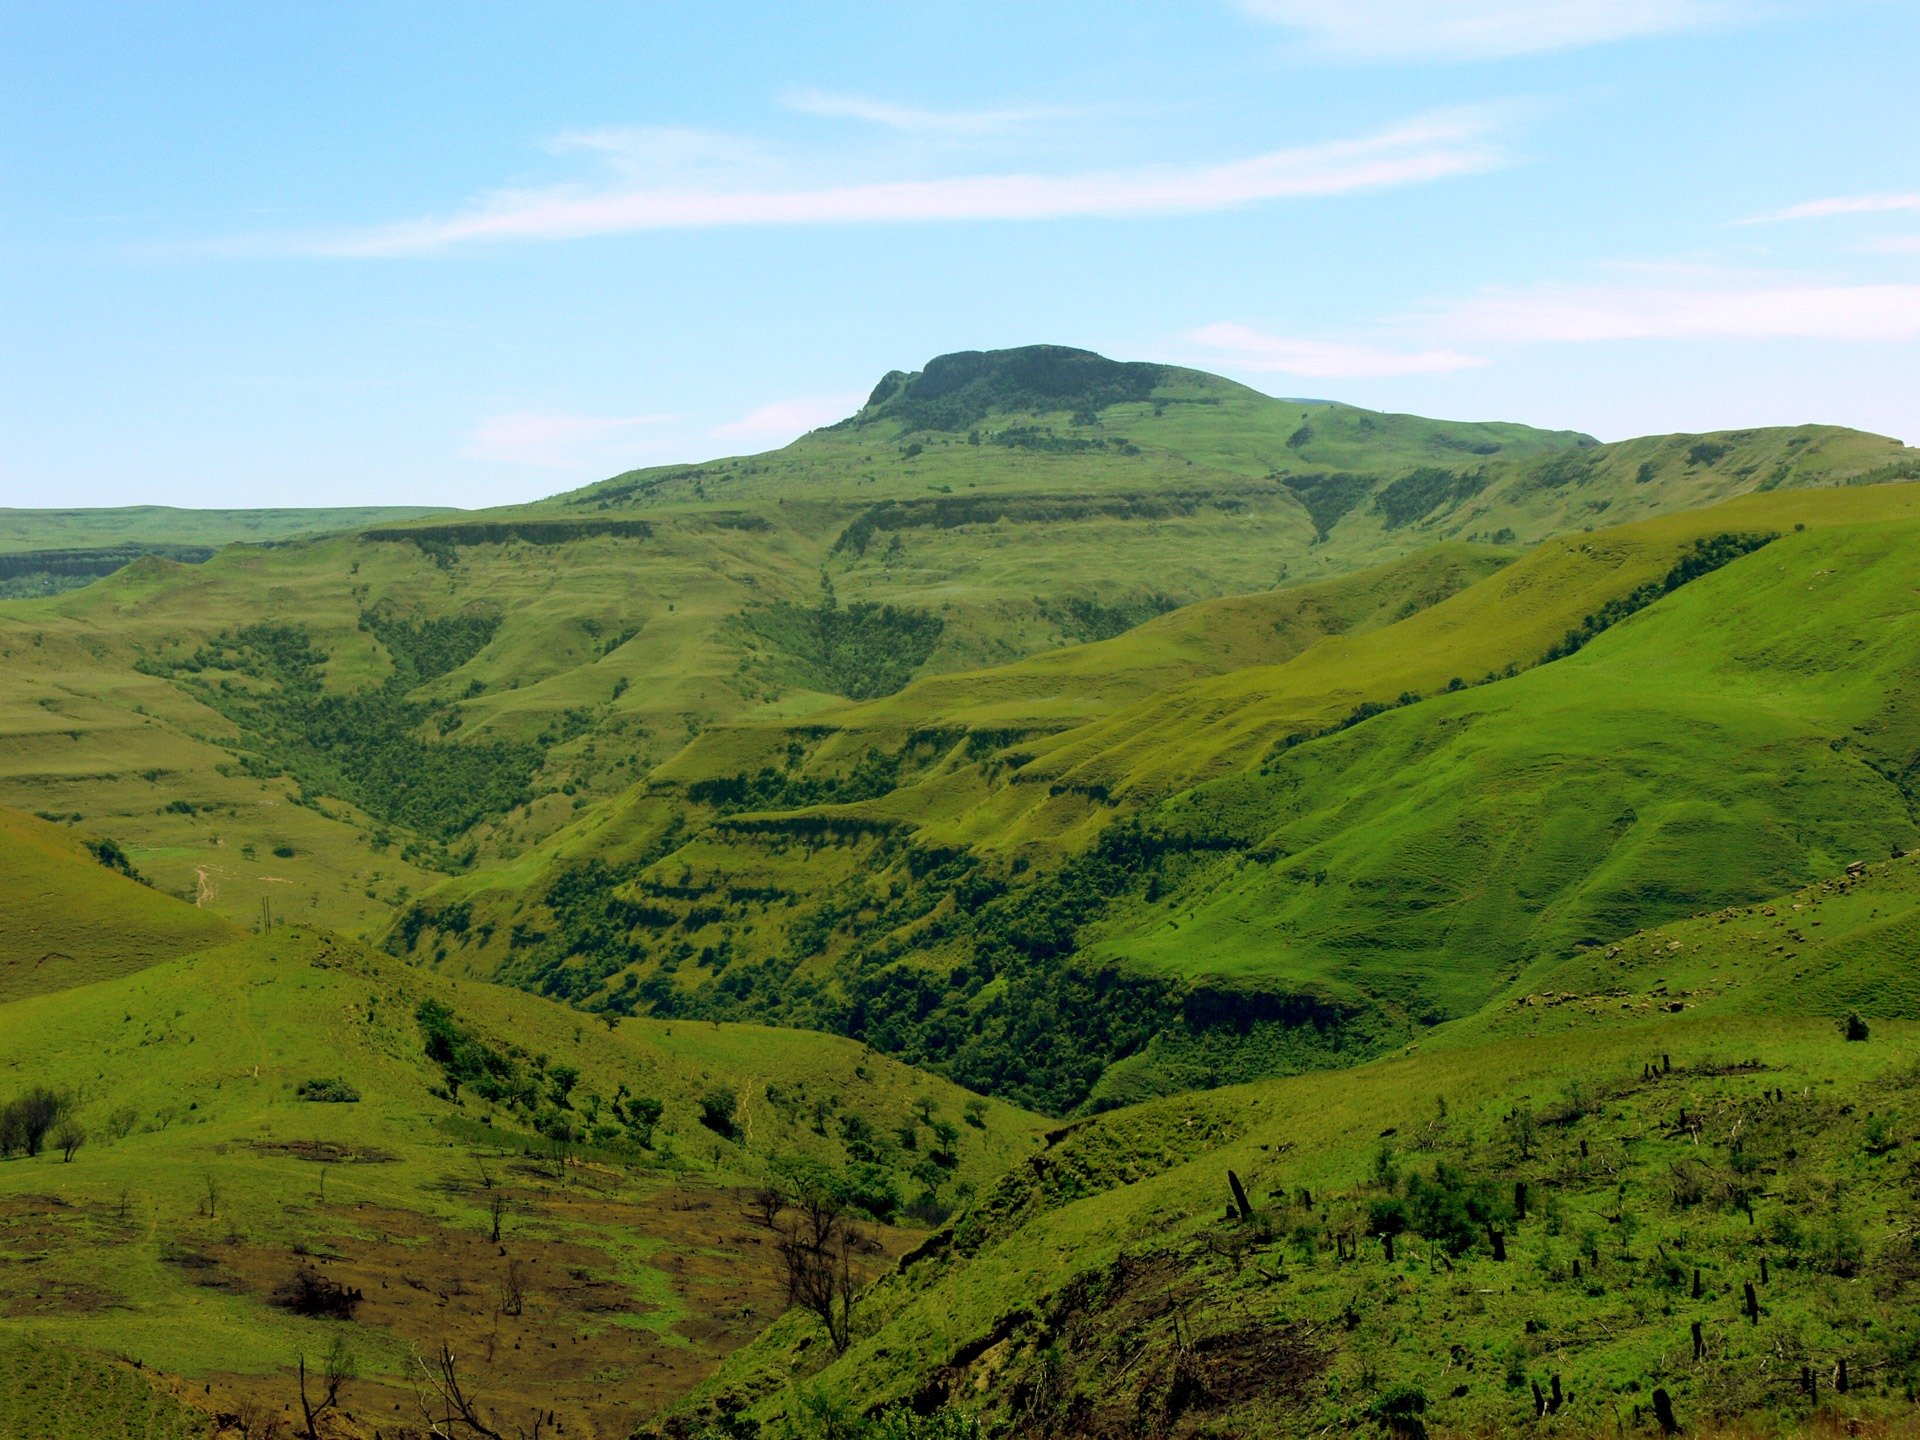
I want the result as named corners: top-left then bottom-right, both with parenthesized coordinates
top-left (3, 348), bottom-right (1909, 939)
top-left (0, 506), bottom-right (456, 554)
top-left (1099, 512), bottom-right (1920, 1010)
top-left (671, 896), bottom-right (1920, 1437)
top-left (398, 487), bottom-right (1920, 1117)
top-left (0, 806), bottom-right (236, 1003)
top-left (0, 833), bottom-right (1045, 1437)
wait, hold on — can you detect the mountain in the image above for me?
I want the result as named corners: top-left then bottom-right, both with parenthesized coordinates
top-left (8, 345), bottom-right (1920, 1438)
top-left (400, 481), bottom-right (1920, 1114)
top-left (0, 347), bottom-right (1910, 945)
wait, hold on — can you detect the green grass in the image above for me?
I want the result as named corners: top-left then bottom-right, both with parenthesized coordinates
top-left (0, 1333), bottom-right (209, 1439)
top-left (672, 1006), bottom-right (1920, 1438)
top-left (0, 823), bottom-right (1045, 1430)
top-left (0, 505), bottom-right (456, 555)
top-left (6, 349), bottom-right (1920, 1436)
top-left (0, 807), bottom-right (235, 1003)
top-left (391, 484), bottom-right (1920, 1117)
top-left (2, 348), bottom-right (1908, 942)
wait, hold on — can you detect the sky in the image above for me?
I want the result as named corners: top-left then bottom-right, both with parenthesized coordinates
top-left (3, 1), bottom-right (1918, 510)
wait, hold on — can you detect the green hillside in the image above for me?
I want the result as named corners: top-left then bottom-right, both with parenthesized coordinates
top-left (666, 989), bottom-right (1920, 1438)
top-left (391, 483), bottom-right (1920, 1117)
top-left (0, 506), bottom-right (461, 554)
top-left (3, 348), bottom-right (1910, 942)
top-left (0, 819), bottom-right (1044, 1437)
top-left (0, 505), bottom-right (456, 600)
top-left (7, 349), bottom-right (1920, 1438)
top-left (0, 806), bottom-right (236, 1003)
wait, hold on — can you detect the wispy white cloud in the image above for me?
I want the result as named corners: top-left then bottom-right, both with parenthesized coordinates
top-left (1740, 191), bottom-right (1920, 224)
top-left (1441, 280), bottom-right (1920, 342)
top-left (1188, 321), bottom-right (1486, 377)
top-left (783, 89), bottom-right (1071, 136)
top-left (1861, 234), bottom-right (1920, 254)
top-left (714, 394), bottom-right (865, 440)
top-left (231, 109), bottom-right (1508, 257)
top-left (1235, 0), bottom-right (1748, 61)
top-left (465, 411), bottom-right (673, 468)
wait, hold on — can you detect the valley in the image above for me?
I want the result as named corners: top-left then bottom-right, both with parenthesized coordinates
top-left (4, 347), bottom-right (1920, 1438)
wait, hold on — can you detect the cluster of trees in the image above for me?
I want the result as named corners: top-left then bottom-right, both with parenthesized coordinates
top-left (0, 1087), bottom-right (83, 1161)
top-left (739, 598), bottom-right (945, 702)
top-left (415, 999), bottom-right (662, 1151)
top-left (141, 618), bottom-right (542, 847)
top-left (687, 746), bottom-right (904, 816)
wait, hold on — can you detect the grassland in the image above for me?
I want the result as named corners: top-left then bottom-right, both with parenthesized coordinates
top-left (0, 506), bottom-right (456, 555)
top-left (389, 482), bottom-right (1920, 1118)
top-left (667, 867), bottom-right (1920, 1437)
top-left (0, 806), bottom-right (236, 1004)
top-left (1, 348), bottom-right (1910, 943)
top-left (0, 811), bottom-right (1045, 1437)
top-left (7, 346), bottom-right (1920, 1438)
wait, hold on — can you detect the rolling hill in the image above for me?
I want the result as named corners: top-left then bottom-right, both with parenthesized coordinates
top-left (393, 482), bottom-right (1920, 1115)
top-left (0, 505), bottom-right (455, 600)
top-left (1, 347), bottom-right (1911, 943)
top-left (7, 345), bottom-right (1920, 1438)
top-left (0, 803), bottom-right (1044, 1438)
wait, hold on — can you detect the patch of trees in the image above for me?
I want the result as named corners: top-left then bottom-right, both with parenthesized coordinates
top-left (141, 620), bottom-right (541, 843)
top-left (1281, 472), bottom-right (1376, 540)
top-left (1036, 592), bottom-right (1182, 644)
top-left (415, 999), bottom-right (662, 1151)
top-left (987, 426), bottom-right (1140, 456)
top-left (687, 746), bottom-right (904, 815)
top-left (0, 1087), bottom-right (82, 1160)
top-left (362, 517), bottom-right (654, 547)
top-left (295, 1077), bottom-right (361, 1103)
top-left (830, 492), bottom-right (1219, 558)
top-left (739, 598), bottom-right (944, 701)
top-left (1371, 466), bottom-right (1491, 530)
top-left (84, 835), bottom-right (149, 884)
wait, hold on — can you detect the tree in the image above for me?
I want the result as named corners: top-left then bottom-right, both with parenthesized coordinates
top-left (0, 1088), bottom-right (64, 1157)
top-left (412, 1341), bottom-right (545, 1439)
top-left (296, 1333), bottom-right (354, 1439)
top-left (54, 1118), bottom-right (84, 1162)
top-left (698, 1085), bottom-right (739, 1139)
top-left (769, 1159), bottom-right (865, 1353)
top-left (1843, 1012), bottom-right (1870, 1041)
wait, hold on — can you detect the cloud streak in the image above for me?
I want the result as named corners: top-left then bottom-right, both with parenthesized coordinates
top-left (1442, 281), bottom-right (1920, 342)
top-left (1741, 191), bottom-right (1920, 224)
top-left (782, 89), bottom-right (1071, 135)
top-left (1234, 0), bottom-right (1747, 61)
top-left (1188, 321), bottom-right (1486, 377)
top-left (240, 110), bottom-right (1507, 257)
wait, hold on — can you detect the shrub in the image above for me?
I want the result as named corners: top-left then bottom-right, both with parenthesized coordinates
top-left (274, 1265), bottom-right (363, 1319)
top-left (698, 1085), bottom-right (739, 1139)
top-left (1844, 1012), bottom-right (1871, 1042)
top-left (295, 1078), bottom-right (362, 1104)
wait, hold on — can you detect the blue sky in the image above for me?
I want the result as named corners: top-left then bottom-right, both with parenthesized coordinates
top-left (3, 1), bottom-right (1917, 509)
